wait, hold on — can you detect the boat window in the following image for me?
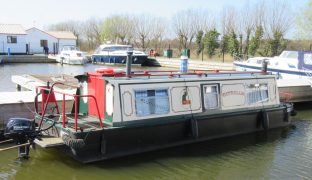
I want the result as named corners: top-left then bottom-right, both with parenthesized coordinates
top-left (256, 59), bottom-right (263, 64)
top-left (135, 89), bottom-right (170, 117)
top-left (102, 47), bottom-right (111, 51)
top-left (62, 46), bottom-right (78, 51)
top-left (287, 52), bottom-right (298, 59)
top-left (102, 46), bottom-right (132, 52)
top-left (288, 63), bottom-right (296, 68)
top-left (114, 46), bottom-right (128, 51)
top-left (246, 84), bottom-right (269, 104)
top-left (203, 85), bottom-right (219, 110)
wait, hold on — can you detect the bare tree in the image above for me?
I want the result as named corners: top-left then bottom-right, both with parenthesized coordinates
top-left (220, 6), bottom-right (238, 36)
top-left (295, 0), bottom-right (312, 39)
top-left (150, 17), bottom-right (167, 52)
top-left (133, 15), bottom-right (154, 51)
top-left (172, 9), bottom-right (205, 50)
top-left (83, 18), bottom-right (103, 50)
top-left (253, 1), bottom-right (266, 29)
top-left (219, 6), bottom-right (238, 61)
top-left (264, 0), bottom-right (292, 38)
top-left (192, 9), bottom-right (213, 33)
top-left (240, 2), bottom-right (255, 58)
top-left (262, 0), bottom-right (292, 56)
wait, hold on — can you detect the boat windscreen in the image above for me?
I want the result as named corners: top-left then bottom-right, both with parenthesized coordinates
top-left (279, 51), bottom-right (298, 59)
top-left (62, 46), bottom-right (79, 51)
top-left (102, 46), bottom-right (130, 51)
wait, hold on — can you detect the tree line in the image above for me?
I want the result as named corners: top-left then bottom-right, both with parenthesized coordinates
top-left (46, 0), bottom-right (312, 60)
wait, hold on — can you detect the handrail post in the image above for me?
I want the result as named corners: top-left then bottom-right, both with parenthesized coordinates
top-left (92, 96), bottom-right (103, 128)
top-left (35, 87), bottom-right (39, 114)
top-left (38, 82), bottom-right (64, 130)
top-left (62, 94), bottom-right (66, 128)
top-left (74, 96), bottom-right (78, 131)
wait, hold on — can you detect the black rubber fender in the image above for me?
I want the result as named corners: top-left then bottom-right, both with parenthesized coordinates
top-left (62, 135), bottom-right (85, 149)
top-left (190, 118), bottom-right (199, 138)
top-left (291, 109), bottom-right (297, 116)
top-left (261, 110), bottom-right (269, 130)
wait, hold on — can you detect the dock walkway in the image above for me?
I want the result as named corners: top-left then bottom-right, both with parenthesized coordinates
top-left (155, 57), bottom-right (234, 71)
top-left (11, 74), bottom-right (78, 92)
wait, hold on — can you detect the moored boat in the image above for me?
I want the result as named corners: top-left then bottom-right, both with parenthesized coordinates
top-left (4, 69), bottom-right (293, 163)
top-left (234, 50), bottom-right (312, 80)
top-left (91, 44), bottom-right (148, 65)
top-left (56, 45), bottom-right (88, 65)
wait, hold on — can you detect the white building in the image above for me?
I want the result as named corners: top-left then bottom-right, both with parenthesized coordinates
top-left (0, 24), bottom-right (27, 54)
top-left (26, 27), bottom-right (77, 54)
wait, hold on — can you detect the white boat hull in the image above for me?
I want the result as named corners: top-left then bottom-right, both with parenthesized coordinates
top-left (56, 56), bottom-right (88, 65)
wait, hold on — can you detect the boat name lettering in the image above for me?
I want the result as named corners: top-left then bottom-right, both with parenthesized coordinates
top-left (222, 91), bottom-right (245, 97)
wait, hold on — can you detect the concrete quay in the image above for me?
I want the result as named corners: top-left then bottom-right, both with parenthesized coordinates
top-left (0, 55), bottom-right (56, 63)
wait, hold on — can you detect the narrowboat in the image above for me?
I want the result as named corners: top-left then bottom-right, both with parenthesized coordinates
top-left (91, 44), bottom-right (148, 65)
top-left (5, 69), bottom-right (293, 163)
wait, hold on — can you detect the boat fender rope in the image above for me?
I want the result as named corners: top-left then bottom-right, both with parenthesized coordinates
top-left (282, 104), bottom-right (290, 122)
top-left (261, 110), bottom-right (269, 130)
top-left (62, 135), bottom-right (85, 149)
top-left (283, 108), bottom-right (289, 122)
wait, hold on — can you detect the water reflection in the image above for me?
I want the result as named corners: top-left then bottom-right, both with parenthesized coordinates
top-left (2, 121), bottom-right (312, 180)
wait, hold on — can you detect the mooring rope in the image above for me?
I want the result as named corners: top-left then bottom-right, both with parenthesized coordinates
top-left (0, 139), bottom-right (13, 144)
top-left (0, 142), bottom-right (30, 152)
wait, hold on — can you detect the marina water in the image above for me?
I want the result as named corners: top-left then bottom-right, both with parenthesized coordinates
top-left (1, 63), bottom-right (312, 179)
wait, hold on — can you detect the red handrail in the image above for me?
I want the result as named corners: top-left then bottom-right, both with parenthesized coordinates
top-left (38, 82), bottom-right (62, 130)
top-left (110, 71), bottom-right (270, 78)
top-left (36, 82), bottom-right (103, 131)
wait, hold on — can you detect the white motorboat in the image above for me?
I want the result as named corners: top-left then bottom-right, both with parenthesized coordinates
top-left (56, 46), bottom-right (88, 65)
top-left (234, 50), bottom-right (312, 80)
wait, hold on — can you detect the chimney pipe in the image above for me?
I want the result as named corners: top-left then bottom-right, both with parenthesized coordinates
top-left (126, 47), bottom-right (133, 77)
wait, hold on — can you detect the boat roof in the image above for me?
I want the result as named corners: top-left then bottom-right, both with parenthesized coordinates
top-left (85, 69), bottom-right (276, 84)
top-left (98, 44), bottom-right (131, 48)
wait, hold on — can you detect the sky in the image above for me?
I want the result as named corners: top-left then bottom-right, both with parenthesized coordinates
top-left (0, 0), bottom-right (309, 37)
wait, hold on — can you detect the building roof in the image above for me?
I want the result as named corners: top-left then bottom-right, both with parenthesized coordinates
top-left (0, 24), bottom-right (26, 35)
top-left (46, 31), bottom-right (77, 40)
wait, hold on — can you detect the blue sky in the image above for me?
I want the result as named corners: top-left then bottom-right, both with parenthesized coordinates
top-left (0, 0), bottom-right (309, 37)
